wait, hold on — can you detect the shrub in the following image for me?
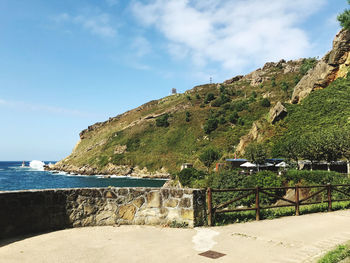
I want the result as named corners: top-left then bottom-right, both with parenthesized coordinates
top-left (260, 98), bottom-right (271, 107)
top-left (204, 118), bottom-right (218, 134)
top-left (186, 95), bottom-right (191, 101)
top-left (232, 100), bottom-right (249, 112)
top-left (271, 76), bottom-right (276, 87)
top-left (218, 116), bottom-right (227, 124)
top-left (199, 148), bottom-right (221, 170)
top-left (281, 81), bottom-right (289, 93)
top-left (178, 168), bottom-right (205, 187)
top-left (205, 93), bottom-right (215, 103)
top-left (156, 114), bottom-right (169, 127)
top-left (300, 57), bottom-right (318, 75)
top-left (228, 112), bottom-right (239, 124)
top-left (195, 94), bottom-right (201, 99)
top-left (237, 117), bottom-right (245, 126)
top-left (126, 137), bottom-right (140, 151)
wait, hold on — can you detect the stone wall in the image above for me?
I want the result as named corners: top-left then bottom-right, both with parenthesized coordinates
top-left (0, 187), bottom-right (206, 239)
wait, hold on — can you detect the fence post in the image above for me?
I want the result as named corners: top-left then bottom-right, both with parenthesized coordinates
top-left (327, 184), bottom-right (332, 212)
top-left (295, 185), bottom-right (300, 216)
top-left (207, 188), bottom-right (213, 226)
top-left (255, 186), bottom-right (260, 221)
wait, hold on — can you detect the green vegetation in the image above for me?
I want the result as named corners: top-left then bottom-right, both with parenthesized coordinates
top-left (318, 243), bottom-right (350, 263)
top-left (260, 98), bottom-right (271, 107)
top-left (199, 149), bottom-right (221, 171)
top-left (300, 57), bottom-right (318, 75)
top-left (156, 114), bottom-right (170, 127)
top-left (270, 78), bottom-right (350, 170)
top-left (338, 0), bottom-right (350, 30)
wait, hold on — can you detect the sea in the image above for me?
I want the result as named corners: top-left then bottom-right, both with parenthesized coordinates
top-left (0, 161), bottom-right (166, 191)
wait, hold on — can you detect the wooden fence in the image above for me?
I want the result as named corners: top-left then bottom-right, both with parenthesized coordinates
top-left (207, 184), bottom-right (350, 226)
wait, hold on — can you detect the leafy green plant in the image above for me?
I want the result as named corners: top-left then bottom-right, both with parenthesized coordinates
top-left (156, 114), bottom-right (170, 127)
top-left (204, 118), bottom-right (218, 134)
top-left (205, 93), bottom-right (215, 103)
top-left (318, 244), bottom-right (350, 263)
top-left (300, 57), bottom-right (318, 75)
top-left (338, 0), bottom-right (350, 30)
top-left (199, 148), bottom-right (221, 171)
top-left (260, 98), bottom-right (271, 107)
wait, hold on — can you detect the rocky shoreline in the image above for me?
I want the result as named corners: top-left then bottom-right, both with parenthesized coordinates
top-left (45, 163), bottom-right (171, 179)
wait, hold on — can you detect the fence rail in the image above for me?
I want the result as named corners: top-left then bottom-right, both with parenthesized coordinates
top-left (207, 184), bottom-right (350, 226)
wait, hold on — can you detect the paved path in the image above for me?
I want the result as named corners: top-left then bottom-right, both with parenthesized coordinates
top-left (2, 210), bottom-right (350, 263)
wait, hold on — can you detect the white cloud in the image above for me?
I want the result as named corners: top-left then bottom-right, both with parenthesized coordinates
top-left (131, 0), bottom-right (327, 74)
top-left (0, 98), bottom-right (98, 118)
top-left (53, 12), bottom-right (116, 38)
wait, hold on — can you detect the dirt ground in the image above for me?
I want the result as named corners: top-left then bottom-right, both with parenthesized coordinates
top-left (2, 210), bottom-right (350, 263)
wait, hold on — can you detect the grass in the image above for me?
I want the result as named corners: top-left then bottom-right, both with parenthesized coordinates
top-left (212, 201), bottom-right (350, 226)
top-left (318, 242), bottom-right (350, 263)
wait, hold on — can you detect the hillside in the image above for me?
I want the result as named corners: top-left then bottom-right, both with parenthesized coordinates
top-left (50, 29), bottom-right (350, 178)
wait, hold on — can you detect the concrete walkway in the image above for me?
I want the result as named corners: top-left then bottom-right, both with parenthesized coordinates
top-left (2, 210), bottom-right (350, 263)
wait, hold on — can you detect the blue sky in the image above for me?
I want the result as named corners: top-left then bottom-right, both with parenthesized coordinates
top-left (0, 0), bottom-right (347, 161)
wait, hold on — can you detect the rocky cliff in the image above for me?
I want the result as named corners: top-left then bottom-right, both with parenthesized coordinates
top-left (50, 30), bottom-right (349, 177)
top-left (291, 29), bottom-right (350, 103)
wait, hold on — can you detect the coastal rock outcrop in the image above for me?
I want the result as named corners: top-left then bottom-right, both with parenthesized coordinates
top-left (269, 101), bottom-right (288, 124)
top-left (291, 29), bottom-right (350, 103)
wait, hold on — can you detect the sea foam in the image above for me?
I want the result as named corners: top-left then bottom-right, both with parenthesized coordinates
top-left (29, 160), bottom-right (45, 171)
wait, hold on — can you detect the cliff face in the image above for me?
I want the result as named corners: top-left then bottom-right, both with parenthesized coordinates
top-left (291, 29), bottom-right (350, 103)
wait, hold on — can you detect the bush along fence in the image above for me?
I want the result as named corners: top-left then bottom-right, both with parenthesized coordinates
top-left (206, 184), bottom-right (350, 226)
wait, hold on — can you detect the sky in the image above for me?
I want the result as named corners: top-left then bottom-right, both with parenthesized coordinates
top-left (0, 0), bottom-right (348, 161)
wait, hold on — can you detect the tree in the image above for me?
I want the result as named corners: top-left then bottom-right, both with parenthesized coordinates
top-left (318, 129), bottom-right (343, 172)
top-left (244, 143), bottom-right (267, 171)
top-left (338, 0), bottom-right (350, 30)
top-left (199, 149), bottom-right (221, 171)
top-left (339, 127), bottom-right (350, 175)
top-left (274, 136), bottom-right (302, 169)
top-left (299, 133), bottom-right (323, 171)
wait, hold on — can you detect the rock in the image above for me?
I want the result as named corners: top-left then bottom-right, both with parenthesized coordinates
top-left (164, 199), bottom-right (179, 208)
top-left (223, 75), bottom-right (244, 84)
top-left (118, 204), bottom-right (136, 221)
top-left (269, 102), bottom-right (288, 124)
top-left (147, 191), bottom-right (162, 208)
top-left (114, 145), bottom-right (127, 154)
top-left (291, 29), bottom-right (350, 103)
top-left (236, 121), bottom-right (264, 155)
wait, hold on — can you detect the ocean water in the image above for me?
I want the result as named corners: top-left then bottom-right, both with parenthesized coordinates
top-left (0, 161), bottom-right (166, 191)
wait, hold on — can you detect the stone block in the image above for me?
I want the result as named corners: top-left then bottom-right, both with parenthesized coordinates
top-left (180, 209), bottom-right (194, 220)
top-left (104, 191), bottom-right (116, 199)
top-left (164, 199), bottom-right (178, 208)
top-left (133, 197), bottom-right (145, 208)
top-left (179, 198), bottom-right (192, 208)
top-left (161, 189), bottom-right (169, 199)
top-left (147, 191), bottom-right (162, 208)
top-left (118, 204), bottom-right (136, 221)
top-left (170, 189), bottom-right (183, 198)
top-left (118, 188), bottom-right (129, 196)
top-left (166, 209), bottom-right (180, 221)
